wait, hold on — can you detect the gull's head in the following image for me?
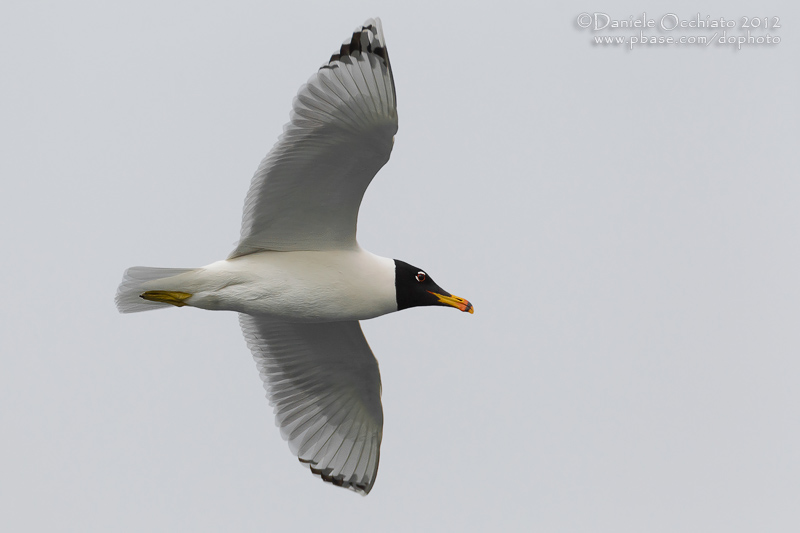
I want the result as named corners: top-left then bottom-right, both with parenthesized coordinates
top-left (394, 260), bottom-right (473, 314)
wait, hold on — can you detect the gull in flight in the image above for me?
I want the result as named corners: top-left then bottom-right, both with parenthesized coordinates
top-left (115, 17), bottom-right (473, 495)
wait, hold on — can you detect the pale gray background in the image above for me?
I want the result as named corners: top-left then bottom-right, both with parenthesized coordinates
top-left (1, 1), bottom-right (798, 531)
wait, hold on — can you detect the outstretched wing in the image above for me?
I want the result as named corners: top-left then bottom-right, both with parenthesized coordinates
top-left (239, 315), bottom-right (383, 495)
top-left (230, 18), bottom-right (397, 257)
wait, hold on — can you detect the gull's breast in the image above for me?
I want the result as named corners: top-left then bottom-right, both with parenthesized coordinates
top-left (185, 249), bottom-right (397, 322)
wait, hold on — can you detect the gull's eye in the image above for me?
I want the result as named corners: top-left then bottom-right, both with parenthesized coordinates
top-left (416, 271), bottom-right (426, 282)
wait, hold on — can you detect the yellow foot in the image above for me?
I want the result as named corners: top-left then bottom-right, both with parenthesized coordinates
top-left (140, 290), bottom-right (193, 307)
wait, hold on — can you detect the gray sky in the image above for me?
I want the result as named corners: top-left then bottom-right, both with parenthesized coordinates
top-left (2, 1), bottom-right (798, 531)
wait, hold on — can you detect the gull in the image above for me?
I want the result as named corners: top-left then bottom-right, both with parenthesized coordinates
top-left (115, 17), bottom-right (472, 495)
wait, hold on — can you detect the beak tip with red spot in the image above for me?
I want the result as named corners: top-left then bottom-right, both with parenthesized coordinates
top-left (427, 291), bottom-right (474, 314)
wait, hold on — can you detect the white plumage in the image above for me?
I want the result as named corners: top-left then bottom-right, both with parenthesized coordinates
top-left (135, 250), bottom-right (396, 321)
top-left (116, 18), bottom-right (472, 495)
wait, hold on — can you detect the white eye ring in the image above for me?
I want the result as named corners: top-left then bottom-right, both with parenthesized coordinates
top-left (416, 271), bottom-right (426, 282)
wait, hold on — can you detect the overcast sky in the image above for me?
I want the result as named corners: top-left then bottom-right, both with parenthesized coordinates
top-left (2, 1), bottom-right (798, 531)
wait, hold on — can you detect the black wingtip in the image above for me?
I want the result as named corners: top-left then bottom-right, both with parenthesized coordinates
top-left (304, 460), bottom-right (375, 495)
top-left (322, 21), bottom-right (391, 71)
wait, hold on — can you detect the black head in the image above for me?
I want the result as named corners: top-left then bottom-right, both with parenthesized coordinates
top-left (394, 260), bottom-right (473, 313)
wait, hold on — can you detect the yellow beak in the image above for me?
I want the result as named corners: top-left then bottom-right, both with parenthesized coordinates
top-left (427, 291), bottom-right (474, 314)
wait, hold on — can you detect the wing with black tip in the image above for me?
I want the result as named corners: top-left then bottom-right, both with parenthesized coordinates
top-left (239, 315), bottom-right (383, 495)
top-left (230, 18), bottom-right (397, 256)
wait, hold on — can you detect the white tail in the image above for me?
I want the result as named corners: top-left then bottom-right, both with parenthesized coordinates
top-left (115, 266), bottom-right (197, 313)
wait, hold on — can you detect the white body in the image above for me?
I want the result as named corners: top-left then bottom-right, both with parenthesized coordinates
top-left (115, 19), bottom-right (424, 494)
top-left (143, 249), bottom-right (397, 322)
